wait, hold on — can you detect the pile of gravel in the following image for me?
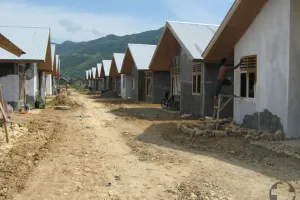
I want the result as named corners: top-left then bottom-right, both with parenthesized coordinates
top-left (100, 90), bottom-right (121, 98)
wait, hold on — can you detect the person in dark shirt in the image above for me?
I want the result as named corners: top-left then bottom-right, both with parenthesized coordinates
top-left (214, 58), bottom-right (244, 108)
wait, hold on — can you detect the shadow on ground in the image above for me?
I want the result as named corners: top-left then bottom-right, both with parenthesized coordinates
top-left (135, 122), bottom-right (300, 182)
top-left (108, 107), bottom-right (196, 121)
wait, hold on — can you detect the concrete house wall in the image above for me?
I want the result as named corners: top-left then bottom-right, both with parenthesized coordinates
top-left (234, 0), bottom-right (293, 136)
top-left (46, 74), bottom-right (52, 95)
top-left (180, 50), bottom-right (202, 117)
top-left (131, 64), bottom-right (146, 101)
top-left (26, 63), bottom-right (38, 106)
top-left (121, 74), bottom-right (132, 99)
top-left (152, 71), bottom-right (170, 104)
top-left (116, 75), bottom-right (121, 95)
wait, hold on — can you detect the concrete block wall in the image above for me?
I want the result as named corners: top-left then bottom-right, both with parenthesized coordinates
top-left (116, 75), bottom-right (121, 95)
top-left (46, 74), bottom-right (52, 95)
top-left (204, 63), bottom-right (233, 118)
top-left (26, 63), bottom-right (38, 106)
top-left (0, 75), bottom-right (20, 109)
top-left (152, 71), bottom-right (170, 104)
top-left (131, 64), bottom-right (139, 101)
top-left (180, 51), bottom-right (203, 117)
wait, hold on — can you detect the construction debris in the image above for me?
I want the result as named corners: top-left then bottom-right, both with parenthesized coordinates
top-left (48, 94), bottom-right (81, 108)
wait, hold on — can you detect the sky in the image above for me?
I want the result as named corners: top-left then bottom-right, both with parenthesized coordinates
top-left (0, 0), bottom-right (234, 43)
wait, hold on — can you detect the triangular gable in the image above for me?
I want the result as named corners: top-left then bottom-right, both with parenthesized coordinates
top-left (202, 0), bottom-right (268, 61)
top-left (120, 44), bottom-right (156, 74)
top-left (149, 21), bottom-right (219, 71)
top-left (0, 33), bottom-right (25, 57)
top-left (92, 67), bottom-right (97, 79)
top-left (96, 63), bottom-right (102, 78)
top-left (109, 53), bottom-right (125, 77)
top-left (86, 70), bottom-right (89, 80)
top-left (100, 60), bottom-right (112, 78)
top-left (39, 33), bottom-right (53, 72)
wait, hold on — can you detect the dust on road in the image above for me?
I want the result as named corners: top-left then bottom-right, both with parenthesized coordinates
top-left (1, 91), bottom-right (299, 200)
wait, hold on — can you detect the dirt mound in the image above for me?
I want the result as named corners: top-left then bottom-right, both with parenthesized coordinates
top-left (100, 90), bottom-right (121, 99)
top-left (48, 95), bottom-right (81, 108)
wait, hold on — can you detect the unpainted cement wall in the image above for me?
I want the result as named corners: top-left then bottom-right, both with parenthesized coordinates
top-left (46, 74), bottom-right (52, 95)
top-left (152, 71), bottom-right (170, 104)
top-left (204, 63), bottom-right (233, 118)
top-left (116, 75), bottom-right (121, 95)
top-left (180, 50), bottom-right (203, 117)
top-left (287, 0), bottom-right (300, 139)
top-left (0, 75), bottom-right (20, 109)
top-left (132, 64), bottom-right (139, 101)
top-left (26, 63), bottom-right (38, 105)
top-left (234, 0), bottom-right (290, 135)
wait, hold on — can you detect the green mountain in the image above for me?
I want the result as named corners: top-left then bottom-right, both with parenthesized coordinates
top-left (56, 28), bottom-right (163, 79)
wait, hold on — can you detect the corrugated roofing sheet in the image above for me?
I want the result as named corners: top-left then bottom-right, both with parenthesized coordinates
top-left (92, 67), bottom-right (97, 79)
top-left (128, 44), bottom-right (157, 70)
top-left (102, 60), bottom-right (112, 76)
top-left (97, 63), bottom-right (102, 77)
top-left (0, 26), bottom-right (50, 61)
top-left (113, 53), bottom-right (125, 73)
top-left (167, 21), bottom-right (219, 60)
top-left (51, 44), bottom-right (56, 69)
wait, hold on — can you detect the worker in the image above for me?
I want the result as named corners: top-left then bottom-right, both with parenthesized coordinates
top-left (213, 57), bottom-right (244, 108)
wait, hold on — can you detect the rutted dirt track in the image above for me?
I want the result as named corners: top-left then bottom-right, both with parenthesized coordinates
top-left (1, 91), bottom-right (300, 200)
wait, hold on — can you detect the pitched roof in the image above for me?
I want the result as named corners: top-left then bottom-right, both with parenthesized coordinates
top-left (128, 44), bottom-right (157, 70)
top-left (113, 53), bottom-right (125, 72)
top-left (149, 21), bottom-right (218, 71)
top-left (0, 33), bottom-right (25, 56)
top-left (0, 26), bottom-right (50, 61)
top-left (51, 44), bottom-right (56, 70)
top-left (202, 0), bottom-right (268, 61)
top-left (97, 63), bottom-right (102, 77)
top-left (102, 60), bottom-right (112, 77)
top-left (92, 67), bottom-right (97, 79)
top-left (167, 21), bottom-right (219, 60)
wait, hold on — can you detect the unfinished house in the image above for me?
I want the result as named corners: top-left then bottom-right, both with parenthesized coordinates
top-left (96, 63), bottom-right (103, 90)
top-left (100, 60), bottom-right (111, 91)
top-left (59, 77), bottom-right (69, 85)
top-left (91, 67), bottom-right (97, 90)
top-left (74, 78), bottom-right (84, 85)
top-left (109, 53), bottom-right (125, 95)
top-left (45, 44), bottom-right (56, 95)
top-left (0, 26), bottom-right (52, 109)
top-left (149, 21), bottom-right (226, 117)
top-left (202, 0), bottom-right (300, 139)
top-left (120, 44), bottom-right (156, 101)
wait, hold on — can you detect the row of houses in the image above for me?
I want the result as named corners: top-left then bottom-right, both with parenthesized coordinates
top-left (0, 26), bottom-right (61, 109)
top-left (85, 0), bottom-right (300, 139)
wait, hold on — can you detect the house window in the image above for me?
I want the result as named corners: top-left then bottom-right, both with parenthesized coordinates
top-left (122, 75), bottom-right (125, 88)
top-left (240, 55), bottom-right (257, 98)
top-left (171, 56), bottom-right (180, 96)
top-left (145, 71), bottom-right (152, 96)
top-left (192, 63), bottom-right (202, 95)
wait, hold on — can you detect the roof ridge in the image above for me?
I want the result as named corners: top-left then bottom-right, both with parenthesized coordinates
top-left (167, 21), bottom-right (220, 27)
top-left (128, 43), bottom-right (157, 46)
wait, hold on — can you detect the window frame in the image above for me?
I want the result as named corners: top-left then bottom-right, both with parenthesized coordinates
top-left (192, 63), bottom-right (202, 96)
top-left (239, 55), bottom-right (257, 99)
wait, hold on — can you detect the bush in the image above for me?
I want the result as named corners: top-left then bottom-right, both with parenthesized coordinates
top-left (35, 95), bottom-right (45, 109)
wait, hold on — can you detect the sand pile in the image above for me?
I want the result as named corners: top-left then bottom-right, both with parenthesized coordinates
top-left (100, 90), bottom-right (121, 98)
top-left (48, 95), bottom-right (81, 108)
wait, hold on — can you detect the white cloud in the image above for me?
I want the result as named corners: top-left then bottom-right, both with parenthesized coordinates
top-left (164, 0), bottom-right (232, 25)
top-left (0, 1), bottom-right (162, 43)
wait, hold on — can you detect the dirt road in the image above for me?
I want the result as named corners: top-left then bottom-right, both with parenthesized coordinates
top-left (6, 91), bottom-right (300, 199)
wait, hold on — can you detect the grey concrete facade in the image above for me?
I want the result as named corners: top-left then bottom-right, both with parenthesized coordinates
top-left (131, 64), bottom-right (146, 101)
top-left (151, 71), bottom-right (170, 104)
